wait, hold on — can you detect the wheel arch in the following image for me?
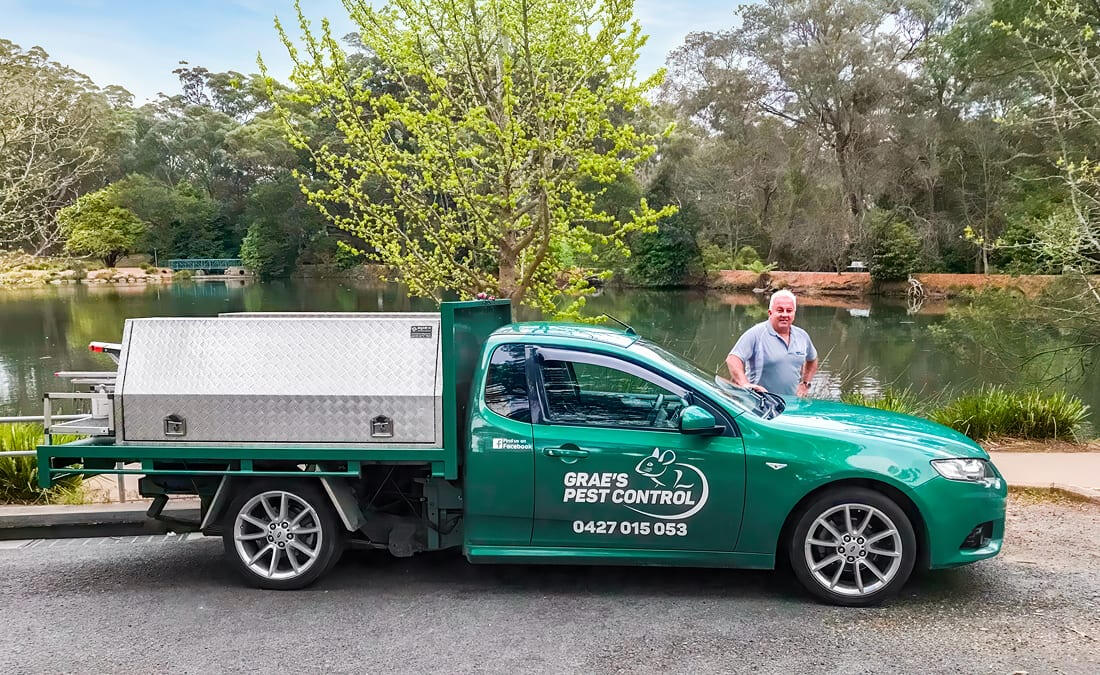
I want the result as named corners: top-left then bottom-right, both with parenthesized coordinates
top-left (775, 477), bottom-right (931, 571)
top-left (201, 475), bottom-right (361, 535)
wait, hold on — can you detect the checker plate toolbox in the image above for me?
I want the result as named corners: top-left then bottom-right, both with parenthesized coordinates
top-left (114, 314), bottom-right (443, 446)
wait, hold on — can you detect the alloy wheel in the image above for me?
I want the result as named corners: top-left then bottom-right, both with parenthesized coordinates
top-left (233, 490), bottom-right (324, 581)
top-left (803, 502), bottom-right (903, 597)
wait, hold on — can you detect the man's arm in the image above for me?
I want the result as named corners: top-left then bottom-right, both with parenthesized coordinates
top-left (796, 359), bottom-right (819, 397)
top-left (726, 354), bottom-right (766, 392)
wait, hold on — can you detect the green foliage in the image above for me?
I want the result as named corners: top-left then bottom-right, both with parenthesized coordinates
top-left (173, 269), bottom-right (194, 281)
top-left (628, 171), bottom-right (703, 286)
top-left (0, 424), bottom-right (83, 504)
top-left (743, 259), bottom-right (778, 275)
top-left (991, 0), bottom-right (1100, 277)
top-left (110, 175), bottom-right (223, 259)
top-left (239, 174), bottom-right (326, 279)
top-left (58, 187), bottom-right (146, 267)
top-left (930, 387), bottom-right (1090, 441)
top-left (628, 221), bottom-right (702, 286)
top-left (841, 388), bottom-right (926, 415)
top-left (868, 212), bottom-right (923, 282)
top-left (700, 244), bottom-right (770, 274)
top-left (842, 385), bottom-right (1089, 441)
top-left (270, 0), bottom-right (675, 315)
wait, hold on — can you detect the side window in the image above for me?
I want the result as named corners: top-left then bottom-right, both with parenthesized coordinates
top-left (540, 357), bottom-right (684, 430)
top-left (483, 344), bottom-right (531, 422)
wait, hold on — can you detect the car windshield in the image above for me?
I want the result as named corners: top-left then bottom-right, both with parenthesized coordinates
top-left (633, 339), bottom-right (784, 419)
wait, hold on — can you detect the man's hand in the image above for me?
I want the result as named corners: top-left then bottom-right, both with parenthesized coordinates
top-left (749, 383), bottom-right (768, 393)
top-left (796, 381), bottom-right (810, 397)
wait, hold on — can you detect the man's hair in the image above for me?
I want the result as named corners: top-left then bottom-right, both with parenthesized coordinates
top-left (769, 289), bottom-right (797, 310)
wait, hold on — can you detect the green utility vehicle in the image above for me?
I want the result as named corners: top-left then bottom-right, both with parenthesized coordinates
top-left (37, 300), bottom-right (1005, 606)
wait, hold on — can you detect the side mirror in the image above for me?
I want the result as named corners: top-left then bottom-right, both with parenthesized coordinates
top-left (679, 405), bottom-right (723, 435)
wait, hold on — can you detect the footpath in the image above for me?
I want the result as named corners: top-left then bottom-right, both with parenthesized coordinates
top-left (0, 454), bottom-right (1095, 540)
top-left (988, 452), bottom-right (1100, 502)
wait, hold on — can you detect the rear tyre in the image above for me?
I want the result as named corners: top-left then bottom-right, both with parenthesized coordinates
top-left (788, 487), bottom-right (916, 607)
top-left (222, 480), bottom-right (345, 590)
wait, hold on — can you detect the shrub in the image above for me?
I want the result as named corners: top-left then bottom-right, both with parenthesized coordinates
top-left (744, 259), bottom-right (778, 275)
top-left (868, 210), bottom-right (923, 282)
top-left (700, 244), bottom-right (733, 273)
top-left (0, 424), bottom-right (83, 504)
top-left (930, 387), bottom-right (1089, 441)
top-left (841, 388), bottom-right (925, 415)
top-left (173, 269), bottom-right (193, 281)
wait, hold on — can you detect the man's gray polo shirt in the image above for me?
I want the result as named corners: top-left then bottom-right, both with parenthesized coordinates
top-left (729, 321), bottom-right (817, 395)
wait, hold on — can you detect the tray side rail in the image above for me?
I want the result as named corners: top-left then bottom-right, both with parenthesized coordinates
top-left (36, 439), bottom-right (450, 489)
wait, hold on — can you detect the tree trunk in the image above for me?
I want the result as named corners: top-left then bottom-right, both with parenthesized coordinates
top-left (104, 252), bottom-right (119, 268)
top-left (499, 258), bottom-right (517, 299)
top-left (498, 224), bottom-right (518, 298)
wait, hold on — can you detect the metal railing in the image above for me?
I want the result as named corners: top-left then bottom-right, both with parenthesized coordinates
top-left (168, 258), bottom-right (242, 271)
top-left (0, 414), bottom-right (85, 424)
top-left (0, 414), bottom-right (128, 502)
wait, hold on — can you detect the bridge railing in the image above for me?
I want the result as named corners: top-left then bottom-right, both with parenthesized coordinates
top-left (167, 258), bottom-right (242, 271)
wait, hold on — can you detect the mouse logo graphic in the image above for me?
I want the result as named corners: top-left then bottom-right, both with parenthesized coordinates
top-left (627, 448), bottom-right (709, 520)
top-left (635, 449), bottom-right (694, 489)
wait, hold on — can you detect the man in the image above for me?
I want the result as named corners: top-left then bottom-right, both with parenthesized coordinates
top-left (725, 289), bottom-right (818, 397)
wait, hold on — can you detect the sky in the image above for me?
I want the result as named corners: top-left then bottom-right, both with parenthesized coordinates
top-left (0, 0), bottom-right (738, 103)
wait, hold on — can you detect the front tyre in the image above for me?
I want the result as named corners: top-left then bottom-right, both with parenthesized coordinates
top-left (222, 481), bottom-right (344, 590)
top-left (789, 487), bottom-right (917, 607)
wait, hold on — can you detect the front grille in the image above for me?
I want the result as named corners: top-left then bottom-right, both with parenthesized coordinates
top-left (960, 521), bottom-right (994, 550)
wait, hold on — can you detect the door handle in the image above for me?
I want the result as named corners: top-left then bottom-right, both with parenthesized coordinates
top-left (543, 447), bottom-right (589, 458)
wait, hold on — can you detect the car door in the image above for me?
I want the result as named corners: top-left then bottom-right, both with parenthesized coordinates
top-left (464, 343), bottom-right (536, 546)
top-left (530, 347), bottom-right (745, 551)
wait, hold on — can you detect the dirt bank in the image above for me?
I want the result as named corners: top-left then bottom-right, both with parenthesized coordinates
top-left (709, 270), bottom-right (1085, 298)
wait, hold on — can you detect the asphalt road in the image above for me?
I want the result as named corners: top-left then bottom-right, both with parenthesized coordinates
top-left (1, 495), bottom-right (1096, 674)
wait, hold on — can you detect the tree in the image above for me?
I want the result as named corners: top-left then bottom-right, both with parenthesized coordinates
top-left (868, 210), bottom-right (923, 281)
top-left (0, 40), bottom-right (120, 252)
top-left (109, 175), bottom-right (223, 259)
top-left (628, 169), bottom-right (703, 285)
top-left (268, 0), bottom-right (675, 314)
top-left (58, 188), bottom-right (146, 267)
top-left (240, 174), bottom-right (327, 278)
top-left (994, 0), bottom-right (1100, 282)
top-left (664, 1), bottom-right (945, 266)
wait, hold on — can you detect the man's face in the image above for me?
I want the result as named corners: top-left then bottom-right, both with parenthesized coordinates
top-left (768, 296), bottom-right (796, 332)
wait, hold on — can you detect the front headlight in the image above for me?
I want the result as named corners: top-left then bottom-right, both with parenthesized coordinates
top-left (931, 458), bottom-right (999, 487)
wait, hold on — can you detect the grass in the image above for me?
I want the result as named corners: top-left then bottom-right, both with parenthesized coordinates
top-left (0, 424), bottom-right (84, 504)
top-left (842, 386), bottom-right (1090, 442)
top-left (1010, 485), bottom-right (1099, 507)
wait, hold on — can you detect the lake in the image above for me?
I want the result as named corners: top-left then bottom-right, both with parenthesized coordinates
top-left (1, 280), bottom-right (1097, 417)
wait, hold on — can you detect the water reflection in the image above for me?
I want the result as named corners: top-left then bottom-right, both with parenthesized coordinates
top-left (0, 282), bottom-right (1096, 416)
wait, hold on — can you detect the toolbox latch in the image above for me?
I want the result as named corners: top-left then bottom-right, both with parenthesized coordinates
top-left (371, 415), bottom-right (393, 438)
top-left (164, 414), bottom-right (187, 437)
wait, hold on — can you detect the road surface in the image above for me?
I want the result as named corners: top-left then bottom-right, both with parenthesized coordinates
top-left (0, 495), bottom-right (1096, 674)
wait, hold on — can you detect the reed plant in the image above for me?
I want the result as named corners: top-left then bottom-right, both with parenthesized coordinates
top-left (930, 387), bottom-right (1090, 441)
top-left (846, 385), bottom-right (1090, 441)
top-left (841, 387), bottom-right (925, 416)
top-left (0, 424), bottom-right (83, 504)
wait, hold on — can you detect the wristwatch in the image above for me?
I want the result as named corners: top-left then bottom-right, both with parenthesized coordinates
top-left (800, 380), bottom-right (811, 387)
